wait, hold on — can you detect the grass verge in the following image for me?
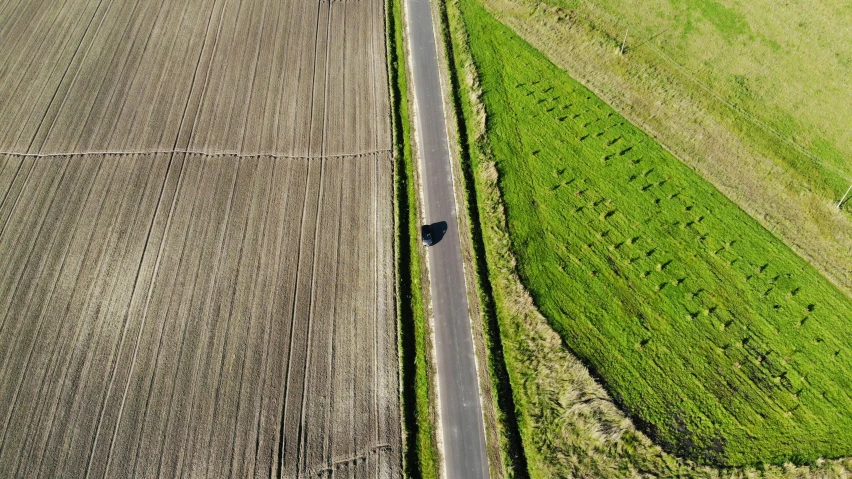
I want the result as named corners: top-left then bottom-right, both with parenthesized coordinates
top-left (388, 0), bottom-right (439, 475)
top-left (443, 0), bottom-right (852, 474)
top-left (434, 0), bottom-right (530, 476)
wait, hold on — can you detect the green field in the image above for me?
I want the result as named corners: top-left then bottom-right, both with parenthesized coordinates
top-left (539, 0), bottom-right (852, 189)
top-left (453, 0), bottom-right (852, 466)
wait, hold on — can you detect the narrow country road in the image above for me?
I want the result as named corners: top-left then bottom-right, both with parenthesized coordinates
top-left (402, 0), bottom-right (491, 477)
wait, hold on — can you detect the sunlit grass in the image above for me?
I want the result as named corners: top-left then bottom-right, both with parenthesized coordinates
top-left (455, 0), bottom-right (852, 466)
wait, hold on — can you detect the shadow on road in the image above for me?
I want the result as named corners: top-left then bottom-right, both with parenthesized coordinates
top-left (429, 221), bottom-right (448, 245)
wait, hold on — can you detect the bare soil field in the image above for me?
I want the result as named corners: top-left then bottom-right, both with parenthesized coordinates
top-left (0, 0), bottom-right (389, 157)
top-left (0, 0), bottom-right (400, 477)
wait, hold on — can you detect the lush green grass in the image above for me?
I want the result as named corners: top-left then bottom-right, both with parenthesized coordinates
top-left (538, 0), bottom-right (852, 198)
top-left (454, 0), bottom-right (852, 466)
top-left (435, 0), bottom-right (530, 475)
top-left (474, 0), bottom-right (852, 303)
top-left (387, 0), bottom-right (439, 475)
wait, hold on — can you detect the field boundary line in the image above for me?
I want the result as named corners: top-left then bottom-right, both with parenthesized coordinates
top-left (0, 149), bottom-right (392, 160)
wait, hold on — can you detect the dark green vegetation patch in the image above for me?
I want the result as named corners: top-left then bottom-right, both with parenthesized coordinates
top-left (458, 0), bottom-right (852, 466)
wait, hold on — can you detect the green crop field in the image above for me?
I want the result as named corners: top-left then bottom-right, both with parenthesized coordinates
top-left (454, 0), bottom-right (852, 466)
top-left (470, 0), bottom-right (852, 303)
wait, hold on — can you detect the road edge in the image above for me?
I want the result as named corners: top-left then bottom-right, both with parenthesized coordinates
top-left (426, 0), bottom-right (508, 477)
top-left (388, 0), bottom-right (442, 475)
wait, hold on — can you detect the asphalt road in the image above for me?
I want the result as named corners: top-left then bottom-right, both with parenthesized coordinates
top-left (403, 0), bottom-right (491, 477)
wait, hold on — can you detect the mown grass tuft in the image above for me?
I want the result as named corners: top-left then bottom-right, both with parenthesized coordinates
top-left (451, 0), bottom-right (852, 468)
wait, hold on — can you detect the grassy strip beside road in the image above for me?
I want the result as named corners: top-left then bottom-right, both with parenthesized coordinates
top-left (388, 0), bottom-right (439, 475)
top-left (447, 0), bottom-right (852, 471)
top-left (435, 0), bottom-right (530, 475)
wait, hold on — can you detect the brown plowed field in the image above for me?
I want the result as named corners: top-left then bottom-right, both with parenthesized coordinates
top-left (0, 0), bottom-right (399, 477)
top-left (0, 0), bottom-right (390, 156)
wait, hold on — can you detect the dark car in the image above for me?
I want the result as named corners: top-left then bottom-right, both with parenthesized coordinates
top-left (421, 224), bottom-right (434, 246)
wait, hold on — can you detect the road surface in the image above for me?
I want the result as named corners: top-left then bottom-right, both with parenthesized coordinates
top-left (402, 0), bottom-right (491, 477)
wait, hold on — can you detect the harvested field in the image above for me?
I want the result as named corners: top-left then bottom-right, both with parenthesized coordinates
top-left (0, 0), bottom-right (390, 156)
top-left (0, 0), bottom-right (400, 477)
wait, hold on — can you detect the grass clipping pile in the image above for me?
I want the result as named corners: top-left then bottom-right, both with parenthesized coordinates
top-left (0, 0), bottom-right (400, 477)
top-left (445, 0), bottom-right (852, 476)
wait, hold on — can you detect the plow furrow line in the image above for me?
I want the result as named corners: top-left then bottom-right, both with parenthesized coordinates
top-left (0, 149), bottom-right (391, 160)
top-left (0, 0), bottom-right (401, 474)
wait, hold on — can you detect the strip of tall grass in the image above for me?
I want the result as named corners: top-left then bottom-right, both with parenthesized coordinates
top-left (434, 0), bottom-right (530, 475)
top-left (387, 0), bottom-right (439, 475)
top-left (446, 0), bottom-right (852, 471)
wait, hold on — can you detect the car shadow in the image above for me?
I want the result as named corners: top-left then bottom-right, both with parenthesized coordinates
top-left (429, 221), bottom-right (448, 245)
